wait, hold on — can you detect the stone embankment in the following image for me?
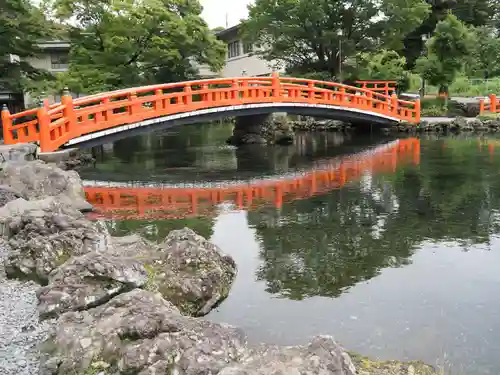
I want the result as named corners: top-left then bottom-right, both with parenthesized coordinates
top-left (0, 143), bottom-right (440, 375)
top-left (395, 116), bottom-right (500, 133)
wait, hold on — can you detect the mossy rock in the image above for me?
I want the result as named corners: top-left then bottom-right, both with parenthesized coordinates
top-left (350, 353), bottom-right (440, 375)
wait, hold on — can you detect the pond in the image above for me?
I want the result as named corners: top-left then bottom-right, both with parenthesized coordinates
top-left (79, 122), bottom-right (500, 375)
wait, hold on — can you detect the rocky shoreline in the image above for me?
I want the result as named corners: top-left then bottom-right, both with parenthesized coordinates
top-left (0, 143), bottom-right (441, 375)
top-left (267, 115), bottom-right (500, 134)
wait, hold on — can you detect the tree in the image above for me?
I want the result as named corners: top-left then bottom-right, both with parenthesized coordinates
top-left (415, 13), bottom-right (473, 97)
top-left (242, 0), bottom-right (430, 79)
top-left (50, 0), bottom-right (226, 93)
top-left (403, 0), bottom-right (500, 69)
top-left (0, 0), bottom-right (54, 93)
top-left (464, 26), bottom-right (500, 78)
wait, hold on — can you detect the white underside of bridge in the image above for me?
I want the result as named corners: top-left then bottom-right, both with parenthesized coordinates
top-left (82, 140), bottom-right (400, 189)
top-left (67, 102), bottom-right (401, 147)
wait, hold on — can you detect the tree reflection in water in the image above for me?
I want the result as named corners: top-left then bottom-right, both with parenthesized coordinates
top-left (248, 138), bottom-right (500, 300)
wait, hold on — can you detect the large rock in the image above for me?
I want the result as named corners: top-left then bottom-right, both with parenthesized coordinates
top-left (219, 336), bottom-right (357, 375)
top-left (229, 114), bottom-right (295, 146)
top-left (1, 197), bottom-right (109, 283)
top-left (0, 160), bottom-right (90, 211)
top-left (37, 229), bottom-right (237, 317)
top-left (0, 143), bottom-right (37, 162)
top-left (153, 227), bottom-right (237, 316)
top-left (39, 289), bottom-right (247, 375)
top-left (37, 251), bottom-right (148, 319)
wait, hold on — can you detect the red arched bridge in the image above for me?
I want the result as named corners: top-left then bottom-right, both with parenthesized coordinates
top-left (83, 138), bottom-right (420, 221)
top-left (1, 75), bottom-right (420, 153)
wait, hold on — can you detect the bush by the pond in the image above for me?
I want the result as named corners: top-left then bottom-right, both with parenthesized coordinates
top-left (420, 97), bottom-right (448, 117)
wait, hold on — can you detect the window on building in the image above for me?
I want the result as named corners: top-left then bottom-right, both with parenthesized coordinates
top-left (50, 52), bottom-right (69, 70)
top-left (243, 43), bottom-right (253, 54)
top-left (227, 41), bottom-right (241, 59)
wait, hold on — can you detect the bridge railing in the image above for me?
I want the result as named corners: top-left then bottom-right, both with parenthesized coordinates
top-left (479, 94), bottom-right (500, 114)
top-left (354, 80), bottom-right (397, 96)
top-left (1, 74), bottom-right (421, 152)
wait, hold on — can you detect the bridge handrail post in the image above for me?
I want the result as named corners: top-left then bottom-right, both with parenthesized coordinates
top-left (101, 97), bottom-right (111, 122)
top-left (61, 88), bottom-right (77, 138)
top-left (1, 105), bottom-right (14, 144)
top-left (307, 81), bottom-right (315, 101)
top-left (391, 94), bottom-right (399, 117)
top-left (37, 99), bottom-right (51, 153)
top-left (154, 89), bottom-right (164, 111)
top-left (479, 98), bottom-right (485, 113)
top-left (240, 80), bottom-right (248, 99)
top-left (271, 72), bottom-right (281, 99)
top-left (489, 94), bottom-right (497, 113)
top-left (365, 91), bottom-right (373, 109)
top-left (128, 92), bottom-right (141, 117)
top-left (183, 85), bottom-right (192, 105)
top-left (337, 87), bottom-right (345, 103)
top-left (231, 79), bottom-right (239, 100)
top-left (414, 99), bottom-right (421, 122)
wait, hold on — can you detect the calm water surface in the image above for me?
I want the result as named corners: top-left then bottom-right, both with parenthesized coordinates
top-left (80, 123), bottom-right (500, 374)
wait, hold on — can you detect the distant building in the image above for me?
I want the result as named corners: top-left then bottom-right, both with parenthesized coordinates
top-left (199, 23), bottom-right (283, 78)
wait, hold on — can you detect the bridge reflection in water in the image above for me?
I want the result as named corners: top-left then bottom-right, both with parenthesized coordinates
top-left (84, 138), bottom-right (420, 220)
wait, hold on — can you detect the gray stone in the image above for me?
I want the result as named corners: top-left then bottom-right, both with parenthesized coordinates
top-left (154, 227), bottom-right (237, 316)
top-left (484, 119), bottom-right (500, 129)
top-left (1, 198), bottom-right (109, 283)
top-left (229, 114), bottom-right (295, 145)
top-left (0, 184), bottom-right (24, 207)
top-left (450, 116), bottom-right (471, 131)
top-left (39, 289), bottom-right (247, 375)
top-left (0, 160), bottom-right (90, 211)
top-left (219, 336), bottom-right (357, 375)
top-left (0, 143), bottom-right (37, 163)
top-left (36, 228), bottom-right (237, 317)
top-left (37, 251), bottom-right (148, 319)
top-left (468, 118), bottom-right (484, 130)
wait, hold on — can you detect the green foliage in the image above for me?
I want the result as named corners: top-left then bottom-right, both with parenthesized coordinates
top-left (415, 14), bottom-right (473, 94)
top-left (420, 97), bottom-right (448, 116)
top-left (0, 0), bottom-right (54, 92)
top-left (403, 0), bottom-right (500, 69)
top-left (346, 50), bottom-right (407, 81)
top-left (49, 0), bottom-right (226, 94)
top-left (464, 26), bottom-right (500, 78)
top-left (243, 0), bottom-right (430, 79)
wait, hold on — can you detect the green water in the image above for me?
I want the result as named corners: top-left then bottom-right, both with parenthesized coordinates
top-left (80, 124), bottom-right (500, 374)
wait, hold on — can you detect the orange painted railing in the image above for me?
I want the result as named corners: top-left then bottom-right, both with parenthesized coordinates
top-left (1, 74), bottom-right (421, 153)
top-left (84, 138), bottom-right (420, 221)
top-left (479, 94), bottom-right (500, 114)
top-left (355, 80), bottom-right (397, 97)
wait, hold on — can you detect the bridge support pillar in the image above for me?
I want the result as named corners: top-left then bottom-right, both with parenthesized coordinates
top-left (227, 114), bottom-right (295, 146)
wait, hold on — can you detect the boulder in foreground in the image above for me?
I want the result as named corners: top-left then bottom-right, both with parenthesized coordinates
top-left (0, 160), bottom-right (91, 211)
top-left (219, 336), bottom-right (357, 375)
top-left (37, 251), bottom-right (148, 319)
top-left (1, 197), bottom-right (109, 283)
top-left (37, 228), bottom-right (237, 317)
top-left (39, 289), bottom-right (247, 375)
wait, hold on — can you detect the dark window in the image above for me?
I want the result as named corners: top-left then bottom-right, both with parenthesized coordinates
top-left (228, 41), bottom-right (240, 58)
top-left (243, 43), bottom-right (253, 54)
top-left (50, 52), bottom-right (69, 70)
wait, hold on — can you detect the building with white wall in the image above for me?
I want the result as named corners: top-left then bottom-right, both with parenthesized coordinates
top-left (208, 24), bottom-right (283, 78)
